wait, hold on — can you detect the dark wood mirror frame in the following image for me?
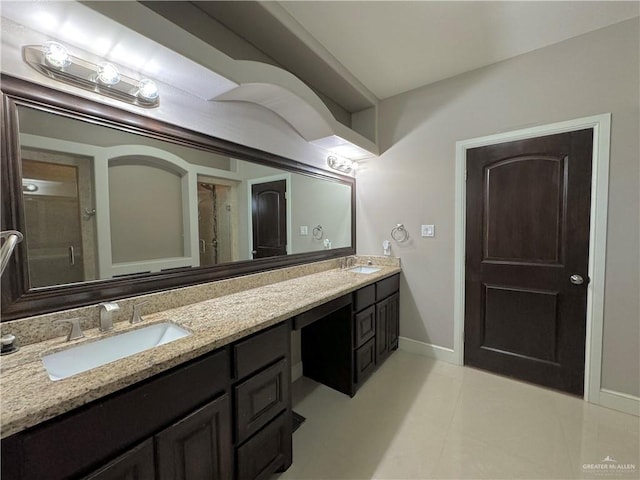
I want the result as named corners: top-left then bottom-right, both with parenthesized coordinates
top-left (1, 75), bottom-right (356, 321)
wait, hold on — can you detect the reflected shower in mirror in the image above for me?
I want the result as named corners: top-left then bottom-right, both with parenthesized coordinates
top-left (17, 105), bottom-right (352, 290)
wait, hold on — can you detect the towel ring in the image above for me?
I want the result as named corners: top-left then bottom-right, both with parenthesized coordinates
top-left (312, 225), bottom-right (323, 240)
top-left (391, 224), bottom-right (409, 242)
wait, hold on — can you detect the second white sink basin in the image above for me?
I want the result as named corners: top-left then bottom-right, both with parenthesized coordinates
top-left (349, 266), bottom-right (381, 274)
top-left (42, 322), bottom-right (191, 381)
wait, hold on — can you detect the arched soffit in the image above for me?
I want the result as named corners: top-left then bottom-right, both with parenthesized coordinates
top-left (2, 1), bottom-right (378, 158)
top-left (213, 60), bottom-right (378, 157)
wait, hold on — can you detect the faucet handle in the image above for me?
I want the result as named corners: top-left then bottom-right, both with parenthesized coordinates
top-left (55, 318), bottom-right (84, 341)
top-left (131, 301), bottom-right (148, 324)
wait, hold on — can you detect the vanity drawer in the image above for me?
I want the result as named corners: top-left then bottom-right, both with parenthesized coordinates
top-left (235, 359), bottom-right (289, 444)
top-left (293, 294), bottom-right (351, 330)
top-left (376, 274), bottom-right (400, 301)
top-left (355, 338), bottom-right (376, 384)
top-left (353, 284), bottom-right (375, 312)
top-left (353, 305), bottom-right (375, 348)
top-left (236, 411), bottom-right (292, 480)
top-left (234, 322), bottom-right (288, 381)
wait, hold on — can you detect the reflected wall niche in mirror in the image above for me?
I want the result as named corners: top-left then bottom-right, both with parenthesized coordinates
top-left (1, 75), bottom-right (355, 321)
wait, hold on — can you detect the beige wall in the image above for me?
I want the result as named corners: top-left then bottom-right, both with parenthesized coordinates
top-left (109, 163), bottom-right (184, 263)
top-left (290, 175), bottom-right (351, 253)
top-left (357, 19), bottom-right (639, 396)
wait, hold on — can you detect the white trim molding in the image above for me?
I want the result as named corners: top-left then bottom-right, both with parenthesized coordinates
top-left (454, 114), bottom-right (615, 409)
top-left (398, 337), bottom-right (458, 364)
top-left (291, 362), bottom-right (304, 383)
top-left (596, 390), bottom-right (640, 417)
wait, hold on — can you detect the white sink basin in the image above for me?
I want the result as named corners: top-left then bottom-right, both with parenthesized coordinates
top-left (349, 266), bottom-right (381, 274)
top-left (42, 322), bottom-right (191, 381)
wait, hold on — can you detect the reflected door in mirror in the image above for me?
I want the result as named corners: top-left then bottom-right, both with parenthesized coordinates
top-left (251, 180), bottom-right (287, 259)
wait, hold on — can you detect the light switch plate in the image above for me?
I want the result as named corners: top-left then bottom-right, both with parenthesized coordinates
top-left (300, 226), bottom-right (308, 236)
top-left (421, 224), bottom-right (435, 237)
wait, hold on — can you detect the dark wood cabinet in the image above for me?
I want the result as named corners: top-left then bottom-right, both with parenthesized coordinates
top-left (233, 322), bottom-right (292, 480)
top-left (156, 396), bottom-right (232, 480)
top-left (375, 275), bottom-right (400, 361)
top-left (355, 337), bottom-right (376, 384)
top-left (236, 412), bottom-right (291, 480)
top-left (375, 299), bottom-right (390, 363)
top-left (300, 273), bottom-right (400, 398)
top-left (2, 349), bottom-right (231, 480)
top-left (388, 292), bottom-right (399, 350)
top-left (375, 292), bottom-right (400, 364)
top-left (235, 359), bottom-right (289, 443)
top-left (87, 397), bottom-right (234, 480)
top-left (354, 305), bottom-right (375, 348)
top-left (1, 275), bottom-right (399, 480)
top-left (300, 299), bottom-right (354, 395)
top-left (84, 439), bottom-right (155, 480)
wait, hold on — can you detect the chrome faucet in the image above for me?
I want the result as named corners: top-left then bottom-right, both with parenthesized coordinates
top-left (341, 256), bottom-right (357, 269)
top-left (99, 302), bottom-right (120, 332)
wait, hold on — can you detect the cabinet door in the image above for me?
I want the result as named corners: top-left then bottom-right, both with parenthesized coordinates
top-left (355, 338), bottom-right (376, 384)
top-left (156, 395), bottom-right (232, 480)
top-left (354, 305), bottom-right (375, 348)
top-left (235, 358), bottom-right (289, 444)
top-left (236, 412), bottom-right (292, 480)
top-left (388, 293), bottom-right (400, 350)
top-left (376, 298), bottom-right (390, 363)
top-left (84, 439), bottom-right (155, 480)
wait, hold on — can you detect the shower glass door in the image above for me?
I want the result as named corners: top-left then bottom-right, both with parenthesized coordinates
top-left (197, 178), bottom-right (236, 267)
top-left (21, 157), bottom-right (94, 287)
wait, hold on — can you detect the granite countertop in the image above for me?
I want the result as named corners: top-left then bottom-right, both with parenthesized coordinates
top-left (0, 265), bottom-right (400, 439)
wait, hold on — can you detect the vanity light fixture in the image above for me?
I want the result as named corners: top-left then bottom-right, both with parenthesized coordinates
top-left (23, 42), bottom-right (160, 108)
top-left (326, 155), bottom-right (356, 174)
top-left (96, 62), bottom-right (120, 86)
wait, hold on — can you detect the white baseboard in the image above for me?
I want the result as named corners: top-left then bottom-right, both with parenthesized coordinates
top-left (398, 339), bottom-right (638, 417)
top-left (398, 337), bottom-right (458, 364)
top-left (597, 388), bottom-right (640, 416)
top-left (291, 362), bottom-right (303, 382)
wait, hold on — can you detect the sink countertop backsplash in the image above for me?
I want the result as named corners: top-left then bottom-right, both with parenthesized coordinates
top-left (0, 255), bottom-right (400, 438)
top-left (1, 256), bottom-right (397, 347)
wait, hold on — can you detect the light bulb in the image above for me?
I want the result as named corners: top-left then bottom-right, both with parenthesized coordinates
top-left (137, 78), bottom-right (159, 101)
top-left (327, 155), bottom-right (354, 173)
top-left (43, 42), bottom-right (70, 69)
top-left (96, 62), bottom-right (120, 85)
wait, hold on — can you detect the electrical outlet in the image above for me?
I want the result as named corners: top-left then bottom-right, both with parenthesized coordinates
top-left (421, 224), bottom-right (435, 237)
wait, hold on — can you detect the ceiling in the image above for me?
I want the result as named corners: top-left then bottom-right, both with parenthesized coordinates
top-left (184, 1), bottom-right (639, 112)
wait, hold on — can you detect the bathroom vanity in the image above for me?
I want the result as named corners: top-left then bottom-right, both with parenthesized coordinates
top-left (0, 266), bottom-right (400, 480)
top-left (0, 20), bottom-right (397, 479)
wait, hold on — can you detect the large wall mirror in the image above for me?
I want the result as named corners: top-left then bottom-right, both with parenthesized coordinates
top-left (1, 76), bottom-right (355, 320)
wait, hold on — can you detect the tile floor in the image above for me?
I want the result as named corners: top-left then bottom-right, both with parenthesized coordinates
top-left (273, 350), bottom-right (639, 480)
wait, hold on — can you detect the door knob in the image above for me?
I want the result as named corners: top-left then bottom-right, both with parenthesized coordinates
top-left (570, 274), bottom-right (584, 285)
